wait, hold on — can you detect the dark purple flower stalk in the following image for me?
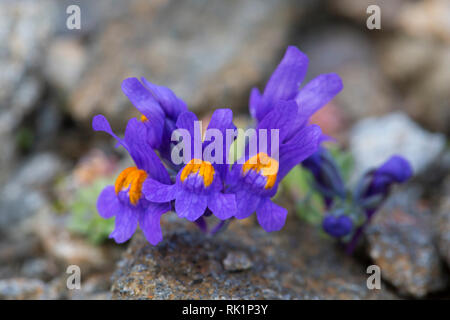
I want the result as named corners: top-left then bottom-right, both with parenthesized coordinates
top-left (344, 156), bottom-right (413, 254)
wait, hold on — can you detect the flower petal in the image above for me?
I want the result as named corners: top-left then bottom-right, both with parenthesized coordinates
top-left (368, 155), bottom-right (413, 196)
top-left (204, 108), bottom-right (236, 178)
top-left (256, 198), bottom-right (288, 232)
top-left (92, 114), bottom-right (128, 151)
top-left (175, 111), bottom-right (201, 161)
top-left (208, 192), bottom-right (236, 220)
top-left (139, 202), bottom-right (170, 245)
top-left (141, 77), bottom-right (188, 119)
top-left (109, 207), bottom-right (138, 243)
top-left (234, 188), bottom-right (262, 219)
top-left (249, 87), bottom-right (262, 119)
top-left (257, 100), bottom-right (298, 145)
top-left (175, 190), bottom-right (208, 222)
top-left (121, 78), bottom-right (165, 147)
top-left (142, 178), bottom-right (178, 203)
top-left (256, 46), bottom-right (309, 120)
top-left (278, 124), bottom-right (322, 180)
top-left (293, 73), bottom-right (343, 130)
top-left (124, 118), bottom-right (171, 184)
top-left (97, 185), bottom-right (120, 219)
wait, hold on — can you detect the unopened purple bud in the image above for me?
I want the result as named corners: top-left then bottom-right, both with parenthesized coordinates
top-left (322, 215), bottom-right (353, 238)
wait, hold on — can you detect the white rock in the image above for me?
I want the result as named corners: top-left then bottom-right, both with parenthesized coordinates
top-left (350, 112), bottom-right (446, 180)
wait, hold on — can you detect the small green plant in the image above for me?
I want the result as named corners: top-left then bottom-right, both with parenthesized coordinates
top-left (68, 178), bottom-right (115, 244)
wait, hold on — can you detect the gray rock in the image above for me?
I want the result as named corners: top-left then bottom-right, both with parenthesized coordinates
top-left (44, 38), bottom-right (87, 92)
top-left (0, 153), bottom-right (64, 232)
top-left (0, 278), bottom-right (51, 300)
top-left (350, 112), bottom-right (446, 179)
top-left (28, 210), bottom-right (122, 275)
top-left (434, 192), bottom-right (450, 269)
top-left (111, 213), bottom-right (397, 299)
top-left (222, 251), bottom-right (253, 272)
top-left (366, 192), bottom-right (448, 298)
top-left (0, 0), bottom-right (57, 183)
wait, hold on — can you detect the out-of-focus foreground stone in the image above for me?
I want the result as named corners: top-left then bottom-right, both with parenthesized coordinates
top-left (111, 213), bottom-right (397, 300)
top-left (366, 191), bottom-right (448, 298)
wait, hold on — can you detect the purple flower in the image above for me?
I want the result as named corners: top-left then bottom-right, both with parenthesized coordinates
top-left (93, 115), bottom-right (171, 245)
top-left (227, 100), bottom-right (323, 232)
top-left (142, 109), bottom-right (237, 222)
top-left (322, 215), bottom-right (353, 238)
top-left (121, 77), bottom-right (188, 166)
top-left (362, 155), bottom-right (413, 201)
top-left (249, 46), bottom-right (343, 142)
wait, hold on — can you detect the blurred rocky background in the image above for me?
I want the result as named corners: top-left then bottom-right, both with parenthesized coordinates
top-left (1, 0), bottom-right (449, 299)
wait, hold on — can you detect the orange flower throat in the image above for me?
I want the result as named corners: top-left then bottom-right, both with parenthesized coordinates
top-left (242, 152), bottom-right (278, 189)
top-left (180, 159), bottom-right (215, 187)
top-left (114, 167), bottom-right (148, 205)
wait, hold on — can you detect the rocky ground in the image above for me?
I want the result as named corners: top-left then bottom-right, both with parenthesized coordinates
top-left (1, 0), bottom-right (450, 299)
top-left (111, 213), bottom-right (397, 300)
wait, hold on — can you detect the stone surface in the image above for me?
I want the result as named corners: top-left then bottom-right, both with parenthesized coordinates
top-left (434, 192), bottom-right (450, 269)
top-left (366, 191), bottom-right (448, 298)
top-left (66, 0), bottom-right (311, 124)
top-left (0, 278), bottom-right (51, 300)
top-left (328, 0), bottom-right (408, 29)
top-left (27, 210), bottom-right (122, 274)
top-left (222, 251), bottom-right (254, 272)
top-left (404, 48), bottom-right (450, 134)
top-left (299, 26), bottom-right (396, 126)
top-left (111, 213), bottom-right (397, 300)
top-left (0, 153), bottom-right (64, 233)
top-left (0, 1), bottom-right (56, 183)
top-left (379, 35), bottom-right (438, 84)
top-left (398, 0), bottom-right (450, 43)
top-left (350, 112), bottom-right (446, 179)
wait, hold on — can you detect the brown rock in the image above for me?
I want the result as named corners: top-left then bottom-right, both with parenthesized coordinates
top-left (398, 0), bottom-right (450, 43)
top-left (366, 195), bottom-right (448, 298)
top-left (300, 27), bottom-right (396, 125)
top-left (404, 48), bottom-right (450, 134)
top-left (111, 213), bottom-right (397, 299)
top-left (434, 193), bottom-right (450, 269)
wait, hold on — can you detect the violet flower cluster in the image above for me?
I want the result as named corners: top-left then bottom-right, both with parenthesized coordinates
top-left (302, 147), bottom-right (413, 253)
top-left (94, 46), bottom-right (343, 245)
